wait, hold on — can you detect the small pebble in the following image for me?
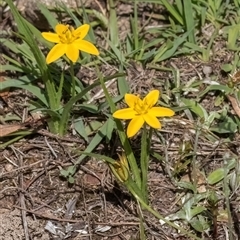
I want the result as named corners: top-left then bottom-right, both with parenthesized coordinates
top-left (203, 66), bottom-right (212, 77)
top-left (5, 163), bottom-right (14, 172)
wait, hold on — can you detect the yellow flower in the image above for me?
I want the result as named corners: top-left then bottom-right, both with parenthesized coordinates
top-left (42, 24), bottom-right (99, 64)
top-left (113, 90), bottom-right (175, 138)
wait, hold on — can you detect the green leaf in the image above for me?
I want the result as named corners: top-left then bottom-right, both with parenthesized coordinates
top-left (207, 168), bottom-right (225, 185)
top-left (160, 0), bottom-right (184, 25)
top-left (117, 65), bottom-right (129, 96)
top-left (18, 85), bottom-right (49, 107)
top-left (98, 95), bottom-right (123, 111)
top-left (154, 29), bottom-right (192, 62)
top-left (227, 24), bottom-right (240, 50)
top-left (38, 3), bottom-right (58, 30)
top-left (60, 165), bottom-right (77, 183)
top-left (2, 64), bottom-right (24, 72)
top-left (1, 38), bottom-right (19, 53)
top-left (1, 80), bottom-right (48, 107)
top-left (198, 84), bottom-right (232, 98)
top-left (68, 176), bottom-right (75, 184)
top-left (85, 121), bottom-right (102, 135)
top-left (60, 165), bottom-right (76, 178)
top-left (0, 131), bottom-right (33, 149)
top-left (221, 64), bottom-right (233, 73)
top-left (76, 119), bottom-right (113, 163)
top-left (92, 9), bottom-right (108, 27)
top-left (190, 216), bottom-right (209, 232)
top-left (76, 104), bottom-right (99, 114)
top-left (5, 0), bottom-right (48, 72)
top-left (178, 181), bottom-right (195, 191)
top-left (37, 108), bottom-right (61, 119)
top-left (105, 117), bottom-right (115, 142)
top-left (210, 118), bottom-right (238, 134)
top-left (189, 206), bottom-right (206, 219)
top-left (181, 98), bottom-right (208, 120)
top-left (106, 38), bottom-right (125, 62)
top-left (183, 0), bottom-right (195, 43)
top-left (74, 119), bottom-right (89, 142)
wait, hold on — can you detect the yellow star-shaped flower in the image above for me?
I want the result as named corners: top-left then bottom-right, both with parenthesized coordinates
top-left (113, 90), bottom-right (175, 138)
top-left (42, 24), bottom-right (99, 64)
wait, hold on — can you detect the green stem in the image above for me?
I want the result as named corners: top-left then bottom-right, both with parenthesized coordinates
top-left (44, 71), bottom-right (59, 133)
top-left (69, 62), bottom-right (76, 97)
top-left (97, 74), bottom-right (142, 189)
top-left (140, 124), bottom-right (149, 204)
top-left (56, 71), bottom-right (65, 106)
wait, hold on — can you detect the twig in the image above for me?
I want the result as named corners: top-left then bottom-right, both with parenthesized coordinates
top-left (13, 205), bottom-right (139, 226)
top-left (227, 95), bottom-right (240, 118)
top-left (44, 136), bottom-right (58, 158)
top-left (82, 180), bottom-right (93, 240)
top-left (87, 78), bottom-right (117, 104)
top-left (18, 156), bottom-right (30, 240)
top-left (37, 129), bottom-right (84, 143)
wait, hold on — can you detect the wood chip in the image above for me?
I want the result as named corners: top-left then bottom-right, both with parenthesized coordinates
top-left (0, 124), bottom-right (25, 137)
top-left (227, 95), bottom-right (240, 118)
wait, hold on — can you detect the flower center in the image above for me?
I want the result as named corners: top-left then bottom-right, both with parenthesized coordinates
top-left (134, 98), bottom-right (149, 115)
top-left (59, 25), bottom-right (78, 44)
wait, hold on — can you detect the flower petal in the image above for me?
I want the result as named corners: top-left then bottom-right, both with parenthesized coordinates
top-left (66, 44), bottom-right (79, 62)
top-left (73, 40), bottom-right (99, 55)
top-left (55, 24), bottom-right (68, 35)
top-left (127, 116), bottom-right (144, 138)
top-left (41, 32), bottom-right (60, 43)
top-left (143, 114), bottom-right (161, 129)
top-left (46, 43), bottom-right (66, 64)
top-left (125, 94), bottom-right (139, 108)
top-left (148, 107), bottom-right (175, 117)
top-left (74, 24), bottom-right (90, 39)
top-left (144, 90), bottom-right (159, 107)
top-left (113, 108), bottom-right (137, 119)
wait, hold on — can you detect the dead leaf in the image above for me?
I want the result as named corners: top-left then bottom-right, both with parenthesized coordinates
top-left (227, 95), bottom-right (240, 118)
top-left (0, 124), bottom-right (25, 137)
top-left (0, 73), bottom-right (9, 99)
top-left (217, 209), bottom-right (229, 222)
top-left (180, 169), bottom-right (206, 193)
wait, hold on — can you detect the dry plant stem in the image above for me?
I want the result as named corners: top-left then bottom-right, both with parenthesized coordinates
top-left (19, 156), bottom-right (30, 240)
top-left (81, 181), bottom-right (93, 240)
top-left (37, 129), bottom-right (83, 143)
top-left (138, 203), bottom-right (146, 240)
top-left (227, 95), bottom-right (240, 117)
top-left (223, 157), bottom-right (234, 240)
top-left (192, 122), bottom-right (200, 193)
top-left (157, 131), bottom-right (178, 186)
top-left (108, 0), bottom-right (119, 46)
top-left (87, 78), bottom-right (117, 104)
